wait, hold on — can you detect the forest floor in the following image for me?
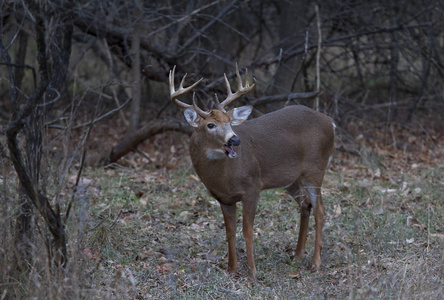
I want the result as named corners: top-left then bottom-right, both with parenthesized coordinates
top-left (65, 111), bottom-right (444, 299)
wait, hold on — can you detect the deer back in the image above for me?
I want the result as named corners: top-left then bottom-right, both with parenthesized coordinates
top-left (189, 105), bottom-right (335, 199)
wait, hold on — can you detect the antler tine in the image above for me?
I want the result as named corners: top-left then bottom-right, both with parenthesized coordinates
top-left (218, 63), bottom-right (257, 111)
top-left (213, 93), bottom-right (220, 108)
top-left (235, 62), bottom-right (243, 89)
top-left (169, 65), bottom-right (203, 109)
top-left (192, 93), bottom-right (211, 118)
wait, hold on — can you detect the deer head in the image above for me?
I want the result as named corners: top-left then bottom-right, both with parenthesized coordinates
top-left (169, 64), bottom-right (257, 158)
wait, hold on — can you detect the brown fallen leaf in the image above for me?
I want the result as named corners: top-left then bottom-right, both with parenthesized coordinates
top-left (429, 233), bottom-right (444, 240)
top-left (333, 204), bottom-right (342, 218)
top-left (288, 272), bottom-right (301, 279)
top-left (406, 216), bottom-right (425, 230)
top-left (189, 174), bottom-right (200, 182)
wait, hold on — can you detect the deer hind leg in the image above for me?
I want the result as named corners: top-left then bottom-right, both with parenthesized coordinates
top-left (287, 178), bottom-right (325, 270)
top-left (312, 188), bottom-right (325, 271)
top-left (301, 177), bottom-right (325, 271)
top-left (286, 180), bottom-right (312, 258)
top-left (220, 203), bottom-right (238, 274)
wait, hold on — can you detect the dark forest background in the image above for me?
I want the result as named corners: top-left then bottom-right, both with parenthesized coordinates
top-left (0, 1), bottom-right (443, 298)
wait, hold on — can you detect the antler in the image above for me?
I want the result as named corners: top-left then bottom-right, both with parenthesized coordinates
top-left (218, 63), bottom-right (257, 111)
top-left (192, 93), bottom-right (211, 118)
top-left (169, 66), bottom-right (210, 118)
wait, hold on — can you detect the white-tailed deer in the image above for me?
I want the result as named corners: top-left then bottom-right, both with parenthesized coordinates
top-left (169, 64), bottom-right (335, 279)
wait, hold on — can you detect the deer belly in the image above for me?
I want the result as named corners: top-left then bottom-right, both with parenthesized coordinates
top-left (198, 170), bottom-right (260, 205)
top-left (259, 164), bottom-right (302, 190)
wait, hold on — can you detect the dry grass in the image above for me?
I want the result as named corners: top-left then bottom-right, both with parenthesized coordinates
top-left (75, 125), bottom-right (443, 299)
top-left (1, 119), bottom-right (443, 299)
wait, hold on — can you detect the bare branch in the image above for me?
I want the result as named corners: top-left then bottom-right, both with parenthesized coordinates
top-left (250, 91), bottom-right (320, 106)
top-left (146, 0), bottom-right (221, 37)
top-left (47, 97), bottom-right (133, 130)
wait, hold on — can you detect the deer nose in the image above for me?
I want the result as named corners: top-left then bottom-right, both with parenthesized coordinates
top-left (228, 135), bottom-right (240, 146)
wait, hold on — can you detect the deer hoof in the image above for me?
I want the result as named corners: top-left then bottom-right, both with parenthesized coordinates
top-left (311, 262), bottom-right (321, 272)
top-left (294, 249), bottom-right (307, 259)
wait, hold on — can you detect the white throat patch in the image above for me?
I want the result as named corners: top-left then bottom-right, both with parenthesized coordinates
top-left (206, 149), bottom-right (226, 160)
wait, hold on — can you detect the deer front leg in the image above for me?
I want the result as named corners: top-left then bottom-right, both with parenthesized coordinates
top-left (220, 203), bottom-right (238, 274)
top-left (242, 199), bottom-right (258, 279)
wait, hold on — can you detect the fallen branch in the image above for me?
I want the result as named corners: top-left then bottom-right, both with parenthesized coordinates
top-left (94, 119), bottom-right (193, 166)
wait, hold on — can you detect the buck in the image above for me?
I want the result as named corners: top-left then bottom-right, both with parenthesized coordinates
top-left (169, 64), bottom-right (335, 279)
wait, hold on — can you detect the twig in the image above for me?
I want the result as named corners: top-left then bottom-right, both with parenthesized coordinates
top-left (265, 48), bottom-right (283, 94)
top-left (0, 62), bottom-right (37, 89)
top-left (250, 91), bottom-right (319, 106)
top-left (178, 0), bottom-right (238, 53)
top-left (47, 97), bottom-right (132, 130)
top-left (251, 22), bottom-right (433, 70)
top-left (146, 0), bottom-right (221, 37)
top-left (111, 85), bottom-right (129, 126)
top-left (64, 125), bottom-right (92, 224)
top-left (289, 30), bottom-right (309, 96)
top-left (134, 148), bottom-right (153, 163)
top-left (101, 36), bottom-right (130, 125)
top-left (65, 86), bottom-right (105, 222)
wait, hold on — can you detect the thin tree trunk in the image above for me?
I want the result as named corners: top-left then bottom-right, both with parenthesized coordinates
top-left (14, 30), bottom-right (28, 92)
top-left (314, 4), bottom-right (321, 111)
top-left (12, 27), bottom-right (35, 269)
top-left (131, 27), bottom-right (142, 131)
top-left (407, 27), bottom-right (433, 122)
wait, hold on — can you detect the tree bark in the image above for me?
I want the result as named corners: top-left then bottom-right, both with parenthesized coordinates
top-left (97, 119), bottom-right (193, 166)
top-left (2, 5), bottom-right (71, 268)
top-left (130, 27), bottom-right (142, 131)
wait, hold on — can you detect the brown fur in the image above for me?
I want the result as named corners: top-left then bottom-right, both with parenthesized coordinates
top-left (188, 104), bottom-right (335, 278)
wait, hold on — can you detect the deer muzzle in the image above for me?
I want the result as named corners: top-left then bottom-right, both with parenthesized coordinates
top-left (228, 135), bottom-right (240, 146)
top-left (224, 135), bottom-right (240, 158)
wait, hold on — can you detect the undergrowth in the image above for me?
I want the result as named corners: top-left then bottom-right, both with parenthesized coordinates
top-left (76, 144), bottom-right (443, 299)
top-left (1, 120), bottom-right (443, 299)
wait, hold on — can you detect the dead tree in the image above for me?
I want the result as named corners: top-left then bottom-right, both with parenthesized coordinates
top-left (1, 2), bottom-right (73, 267)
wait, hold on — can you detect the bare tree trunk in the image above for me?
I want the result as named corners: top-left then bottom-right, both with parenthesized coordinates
top-left (12, 27), bottom-right (35, 269)
top-left (14, 194), bottom-right (33, 270)
top-left (407, 27), bottom-right (433, 122)
top-left (131, 27), bottom-right (142, 131)
top-left (1, 3), bottom-right (72, 268)
top-left (14, 30), bottom-right (28, 92)
top-left (314, 4), bottom-right (321, 111)
top-left (272, 1), bottom-right (309, 94)
top-left (389, 30), bottom-right (399, 121)
top-left (388, 7), bottom-right (401, 122)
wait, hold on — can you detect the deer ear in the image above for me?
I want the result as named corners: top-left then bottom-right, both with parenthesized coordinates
top-left (229, 105), bottom-right (252, 126)
top-left (183, 108), bottom-right (200, 127)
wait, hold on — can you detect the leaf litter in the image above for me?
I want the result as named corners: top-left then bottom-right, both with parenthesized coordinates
top-left (79, 117), bottom-right (444, 298)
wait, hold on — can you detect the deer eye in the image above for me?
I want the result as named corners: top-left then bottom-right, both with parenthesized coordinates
top-left (207, 123), bottom-right (216, 129)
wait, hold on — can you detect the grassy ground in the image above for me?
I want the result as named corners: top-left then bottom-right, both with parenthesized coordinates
top-left (1, 116), bottom-right (443, 299)
top-left (74, 121), bottom-right (444, 299)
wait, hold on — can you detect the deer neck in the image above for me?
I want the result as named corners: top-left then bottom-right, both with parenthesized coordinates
top-left (189, 132), bottom-right (239, 164)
